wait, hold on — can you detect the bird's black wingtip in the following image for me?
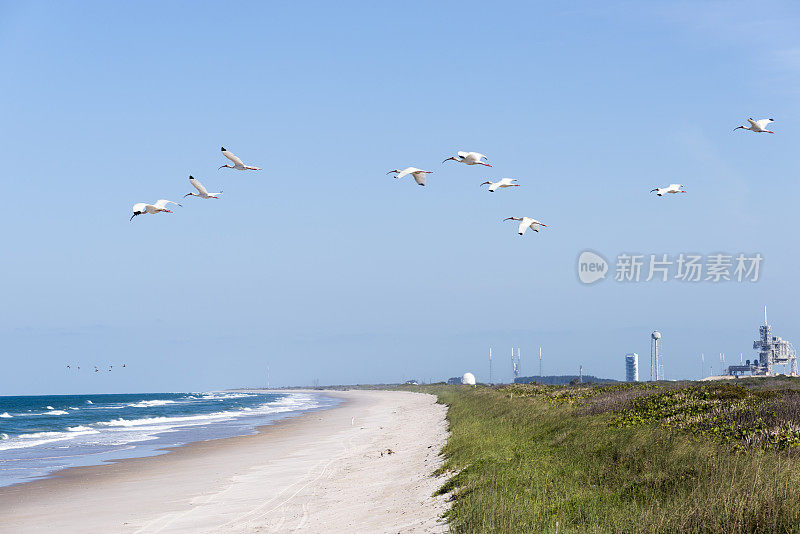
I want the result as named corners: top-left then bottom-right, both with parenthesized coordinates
top-left (189, 175), bottom-right (194, 179)
top-left (221, 146), bottom-right (226, 151)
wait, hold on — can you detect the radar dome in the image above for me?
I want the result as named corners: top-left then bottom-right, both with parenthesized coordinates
top-left (651, 331), bottom-right (661, 339)
top-left (461, 372), bottom-right (476, 385)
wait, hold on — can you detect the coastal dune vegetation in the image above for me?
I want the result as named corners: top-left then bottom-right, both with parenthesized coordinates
top-left (418, 379), bottom-right (800, 533)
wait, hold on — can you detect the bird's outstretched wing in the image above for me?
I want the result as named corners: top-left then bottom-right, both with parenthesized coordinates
top-left (754, 119), bottom-right (773, 129)
top-left (222, 149), bottom-right (245, 167)
top-left (153, 199), bottom-right (180, 209)
top-left (190, 177), bottom-right (209, 195)
top-left (131, 202), bottom-right (147, 212)
top-left (456, 151), bottom-right (469, 159)
top-left (518, 221), bottom-right (529, 235)
top-left (668, 184), bottom-right (682, 191)
top-left (395, 167), bottom-right (414, 179)
top-left (412, 172), bottom-right (426, 186)
top-left (473, 152), bottom-right (488, 161)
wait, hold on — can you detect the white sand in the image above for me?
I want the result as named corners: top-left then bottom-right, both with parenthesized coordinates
top-left (0, 390), bottom-right (450, 533)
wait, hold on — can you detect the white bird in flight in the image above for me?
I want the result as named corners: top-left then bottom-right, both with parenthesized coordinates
top-left (387, 167), bottom-right (433, 186)
top-left (480, 178), bottom-right (519, 192)
top-left (504, 216), bottom-right (547, 236)
top-left (734, 118), bottom-right (775, 133)
top-left (219, 147), bottom-right (261, 171)
top-left (650, 184), bottom-right (686, 196)
top-left (442, 151), bottom-right (492, 167)
top-left (130, 199), bottom-right (181, 221)
top-left (184, 176), bottom-right (222, 199)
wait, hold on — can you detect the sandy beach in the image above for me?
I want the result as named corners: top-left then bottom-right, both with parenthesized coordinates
top-left (0, 390), bottom-right (450, 533)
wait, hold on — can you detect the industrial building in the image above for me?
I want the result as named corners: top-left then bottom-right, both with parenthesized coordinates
top-left (625, 353), bottom-right (639, 382)
top-left (727, 308), bottom-right (797, 377)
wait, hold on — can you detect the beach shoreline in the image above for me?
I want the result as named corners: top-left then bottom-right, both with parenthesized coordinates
top-left (0, 390), bottom-right (450, 533)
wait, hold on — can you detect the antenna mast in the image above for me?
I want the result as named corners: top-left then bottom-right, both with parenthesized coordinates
top-left (489, 347), bottom-right (493, 385)
top-left (539, 346), bottom-right (543, 376)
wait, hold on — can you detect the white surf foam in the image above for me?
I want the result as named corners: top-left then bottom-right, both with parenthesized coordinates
top-left (0, 413), bottom-right (12, 418)
top-left (127, 400), bottom-right (177, 408)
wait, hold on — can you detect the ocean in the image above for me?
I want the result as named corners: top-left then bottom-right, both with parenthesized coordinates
top-left (0, 391), bottom-right (337, 488)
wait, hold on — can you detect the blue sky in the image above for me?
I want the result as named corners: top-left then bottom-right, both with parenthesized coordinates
top-left (2, 1), bottom-right (800, 394)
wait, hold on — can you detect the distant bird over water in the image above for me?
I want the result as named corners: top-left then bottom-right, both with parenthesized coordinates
top-left (219, 147), bottom-right (261, 171)
top-left (442, 151), bottom-right (492, 167)
top-left (504, 216), bottom-right (547, 236)
top-left (184, 176), bottom-right (222, 199)
top-left (387, 167), bottom-right (433, 186)
top-left (130, 200), bottom-right (182, 221)
top-left (650, 184), bottom-right (686, 196)
top-left (734, 118), bottom-right (775, 133)
top-left (480, 178), bottom-right (519, 192)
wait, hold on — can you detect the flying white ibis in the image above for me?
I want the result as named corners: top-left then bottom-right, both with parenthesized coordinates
top-left (442, 151), bottom-right (492, 167)
top-left (130, 199), bottom-right (181, 221)
top-left (480, 178), bottom-right (519, 192)
top-left (219, 147), bottom-right (261, 170)
top-left (734, 118), bottom-right (775, 133)
top-left (504, 216), bottom-right (547, 236)
top-left (387, 167), bottom-right (433, 186)
top-left (650, 184), bottom-right (686, 196)
top-left (184, 176), bottom-right (222, 199)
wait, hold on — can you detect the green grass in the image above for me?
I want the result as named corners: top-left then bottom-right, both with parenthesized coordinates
top-left (414, 380), bottom-right (800, 533)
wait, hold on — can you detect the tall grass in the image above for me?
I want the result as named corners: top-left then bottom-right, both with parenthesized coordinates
top-left (424, 383), bottom-right (800, 533)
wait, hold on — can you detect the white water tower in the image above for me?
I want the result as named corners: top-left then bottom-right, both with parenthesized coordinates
top-left (650, 331), bottom-right (662, 381)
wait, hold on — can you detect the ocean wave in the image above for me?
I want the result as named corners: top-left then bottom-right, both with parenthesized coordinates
top-left (96, 396), bottom-right (319, 429)
top-left (0, 413), bottom-right (12, 418)
top-left (46, 406), bottom-right (54, 410)
top-left (46, 410), bottom-right (69, 415)
top-left (0, 429), bottom-right (100, 451)
top-left (86, 400), bottom-right (93, 404)
top-left (0, 393), bottom-right (325, 454)
top-left (68, 407), bottom-right (80, 410)
top-left (199, 392), bottom-right (256, 400)
top-left (127, 400), bottom-right (177, 408)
